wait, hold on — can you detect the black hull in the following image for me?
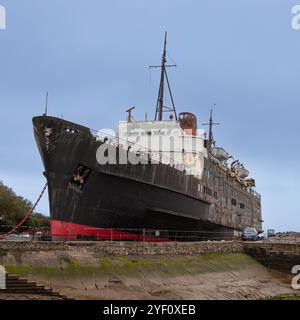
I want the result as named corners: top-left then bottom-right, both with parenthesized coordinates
top-left (33, 116), bottom-right (262, 240)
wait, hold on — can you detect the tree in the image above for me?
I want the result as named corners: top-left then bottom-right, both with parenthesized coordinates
top-left (0, 181), bottom-right (49, 231)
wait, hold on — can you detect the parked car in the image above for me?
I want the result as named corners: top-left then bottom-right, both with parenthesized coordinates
top-left (241, 227), bottom-right (258, 241)
top-left (257, 232), bottom-right (265, 240)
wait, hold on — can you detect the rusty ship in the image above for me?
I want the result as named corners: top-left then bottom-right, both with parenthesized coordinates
top-left (33, 33), bottom-right (262, 240)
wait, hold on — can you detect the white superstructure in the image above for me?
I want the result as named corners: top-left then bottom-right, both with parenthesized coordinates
top-left (117, 119), bottom-right (205, 177)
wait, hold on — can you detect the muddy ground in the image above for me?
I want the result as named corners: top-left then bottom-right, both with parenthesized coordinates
top-left (3, 253), bottom-right (297, 300)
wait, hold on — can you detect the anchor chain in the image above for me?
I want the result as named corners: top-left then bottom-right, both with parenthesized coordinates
top-left (0, 182), bottom-right (48, 239)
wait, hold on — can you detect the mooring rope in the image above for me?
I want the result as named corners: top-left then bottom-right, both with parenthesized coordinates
top-left (0, 182), bottom-right (48, 239)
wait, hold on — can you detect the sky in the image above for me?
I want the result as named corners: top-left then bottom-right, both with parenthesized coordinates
top-left (0, 0), bottom-right (299, 232)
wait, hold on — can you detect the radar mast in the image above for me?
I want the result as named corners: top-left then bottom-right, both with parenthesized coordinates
top-left (150, 32), bottom-right (178, 121)
top-left (202, 107), bottom-right (220, 149)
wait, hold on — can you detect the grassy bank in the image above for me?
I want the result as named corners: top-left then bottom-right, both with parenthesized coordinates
top-left (5, 253), bottom-right (256, 278)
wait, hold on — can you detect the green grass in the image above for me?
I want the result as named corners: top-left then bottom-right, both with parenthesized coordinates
top-left (4, 253), bottom-right (256, 279)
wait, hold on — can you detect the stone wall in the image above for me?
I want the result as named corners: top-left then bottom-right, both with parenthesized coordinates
top-left (0, 240), bottom-right (243, 257)
top-left (244, 242), bottom-right (300, 272)
top-left (0, 240), bottom-right (244, 269)
top-left (0, 241), bottom-right (299, 273)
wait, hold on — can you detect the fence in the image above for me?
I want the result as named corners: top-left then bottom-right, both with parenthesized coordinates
top-left (0, 225), bottom-right (238, 242)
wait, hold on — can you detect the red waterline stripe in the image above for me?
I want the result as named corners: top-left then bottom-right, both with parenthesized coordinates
top-left (51, 220), bottom-right (168, 242)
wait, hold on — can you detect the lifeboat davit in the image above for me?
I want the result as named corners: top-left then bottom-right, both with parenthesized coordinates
top-left (236, 167), bottom-right (249, 179)
top-left (210, 147), bottom-right (230, 162)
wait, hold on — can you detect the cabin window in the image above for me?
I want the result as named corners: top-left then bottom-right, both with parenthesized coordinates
top-left (198, 184), bottom-right (203, 193)
top-left (203, 186), bottom-right (212, 196)
top-left (204, 169), bottom-right (211, 178)
top-left (206, 188), bottom-right (212, 196)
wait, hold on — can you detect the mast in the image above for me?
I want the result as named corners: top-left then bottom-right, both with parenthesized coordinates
top-left (202, 106), bottom-right (219, 149)
top-left (157, 32), bottom-right (167, 121)
top-left (126, 107), bottom-right (135, 122)
top-left (150, 32), bottom-right (177, 121)
top-left (43, 91), bottom-right (48, 116)
top-left (208, 109), bottom-right (214, 144)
